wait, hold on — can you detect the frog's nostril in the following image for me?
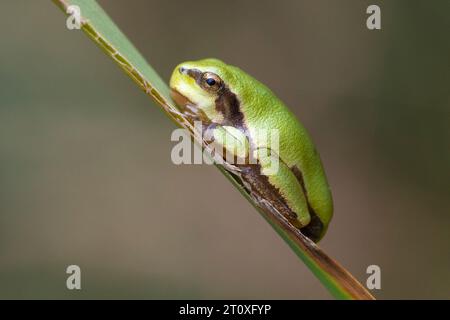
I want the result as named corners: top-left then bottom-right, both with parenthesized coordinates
top-left (179, 67), bottom-right (187, 74)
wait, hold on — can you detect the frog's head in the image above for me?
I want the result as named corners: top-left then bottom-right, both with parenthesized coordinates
top-left (170, 58), bottom-right (241, 122)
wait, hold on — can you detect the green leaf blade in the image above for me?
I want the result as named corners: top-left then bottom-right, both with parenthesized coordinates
top-left (52, 0), bottom-right (375, 300)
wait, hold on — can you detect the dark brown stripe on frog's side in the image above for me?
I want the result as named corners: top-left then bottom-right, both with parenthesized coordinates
top-left (291, 165), bottom-right (324, 242)
top-left (214, 86), bottom-right (245, 131)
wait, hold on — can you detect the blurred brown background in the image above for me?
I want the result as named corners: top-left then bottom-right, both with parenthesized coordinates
top-left (0, 0), bottom-right (448, 299)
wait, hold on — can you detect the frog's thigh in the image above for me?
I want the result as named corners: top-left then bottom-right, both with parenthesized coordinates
top-left (256, 147), bottom-right (311, 227)
top-left (210, 125), bottom-right (249, 161)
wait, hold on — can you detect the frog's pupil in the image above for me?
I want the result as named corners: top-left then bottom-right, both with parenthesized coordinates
top-left (206, 78), bottom-right (216, 86)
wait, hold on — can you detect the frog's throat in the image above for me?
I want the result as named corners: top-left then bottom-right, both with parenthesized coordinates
top-left (170, 88), bottom-right (193, 109)
top-left (170, 88), bottom-right (211, 123)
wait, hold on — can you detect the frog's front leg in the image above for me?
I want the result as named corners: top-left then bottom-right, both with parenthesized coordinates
top-left (204, 125), bottom-right (248, 174)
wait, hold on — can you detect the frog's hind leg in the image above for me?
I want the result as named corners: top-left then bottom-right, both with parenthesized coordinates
top-left (249, 147), bottom-right (311, 230)
top-left (290, 166), bottom-right (324, 242)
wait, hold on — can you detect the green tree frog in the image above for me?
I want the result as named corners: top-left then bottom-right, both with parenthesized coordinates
top-left (169, 58), bottom-right (333, 242)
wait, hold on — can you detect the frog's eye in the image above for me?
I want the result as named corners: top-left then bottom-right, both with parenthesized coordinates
top-left (206, 78), bottom-right (216, 86)
top-left (201, 72), bottom-right (223, 92)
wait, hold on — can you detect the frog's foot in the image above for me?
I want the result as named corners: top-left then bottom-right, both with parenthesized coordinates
top-left (202, 123), bottom-right (220, 143)
top-left (220, 161), bottom-right (242, 175)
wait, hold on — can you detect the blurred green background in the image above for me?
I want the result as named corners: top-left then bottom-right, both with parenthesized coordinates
top-left (0, 0), bottom-right (449, 299)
